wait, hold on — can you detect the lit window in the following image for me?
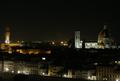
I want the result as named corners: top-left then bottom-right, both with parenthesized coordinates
top-left (42, 57), bottom-right (46, 60)
top-left (116, 79), bottom-right (119, 81)
top-left (12, 70), bottom-right (14, 73)
top-left (61, 41), bottom-right (64, 44)
top-left (63, 74), bottom-right (67, 78)
top-left (115, 61), bottom-right (118, 63)
top-left (42, 72), bottom-right (45, 75)
top-left (17, 70), bottom-right (21, 74)
top-left (4, 67), bottom-right (9, 72)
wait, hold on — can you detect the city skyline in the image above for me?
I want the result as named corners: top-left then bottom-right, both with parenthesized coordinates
top-left (0, 1), bottom-right (117, 41)
top-left (0, 25), bottom-right (118, 42)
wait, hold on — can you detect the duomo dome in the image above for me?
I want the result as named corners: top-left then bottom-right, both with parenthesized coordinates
top-left (98, 25), bottom-right (113, 48)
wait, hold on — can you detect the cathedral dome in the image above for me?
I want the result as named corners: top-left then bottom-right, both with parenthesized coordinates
top-left (99, 25), bottom-right (110, 38)
top-left (98, 25), bottom-right (112, 48)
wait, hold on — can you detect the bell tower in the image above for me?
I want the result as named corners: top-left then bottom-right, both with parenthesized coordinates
top-left (75, 31), bottom-right (81, 48)
top-left (5, 26), bottom-right (10, 44)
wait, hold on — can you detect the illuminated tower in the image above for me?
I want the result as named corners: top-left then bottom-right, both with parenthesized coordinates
top-left (5, 27), bottom-right (10, 44)
top-left (75, 31), bottom-right (81, 48)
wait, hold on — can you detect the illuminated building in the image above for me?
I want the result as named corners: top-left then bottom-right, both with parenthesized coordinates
top-left (62, 69), bottom-right (96, 80)
top-left (75, 31), bottom-right (81, 48)
top-left (70, 26), bottom-right (114, 49)
top-left (16, 48), bottom-right (51, 55)
top-left (96, 66), bottom-right (120, 81)
top-left (0, 60), bottom-right (48, 75)
top-left (70, 25), bottom-right (117, 49)
top-left (63, 70), bottom-right (72, 78)
top-left (85, 41), bottom-right (98, 49)
top-left (98, 25), bottom-right (113, 48)
top-left (0, 26), bottom-right (22, 52)
top-left (48, 65), bottom-right (64, 76)
top-left (5, 27), bottom-right (10, 44)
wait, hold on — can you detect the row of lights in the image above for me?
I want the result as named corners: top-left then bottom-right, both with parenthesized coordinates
top-left (51, 41), bottom-right (68, 46)
top-left (4, 67), bottom-right (47, 76)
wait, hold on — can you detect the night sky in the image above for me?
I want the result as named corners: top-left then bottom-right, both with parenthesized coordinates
top-left (0, 1), bottom-right (117, 41)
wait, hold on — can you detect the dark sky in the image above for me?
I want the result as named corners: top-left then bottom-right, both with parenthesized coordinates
top-left (0, 1), bottom-right (117, 41)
